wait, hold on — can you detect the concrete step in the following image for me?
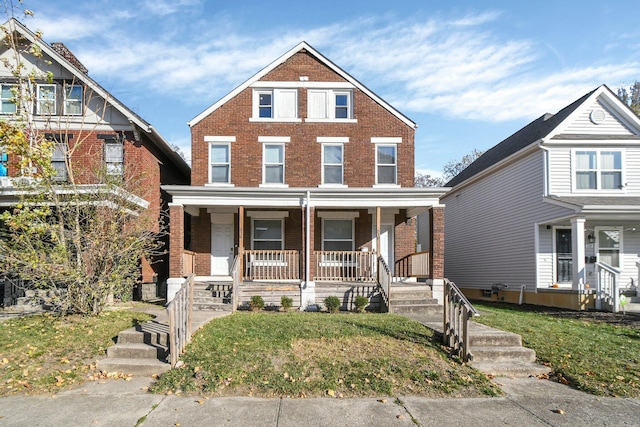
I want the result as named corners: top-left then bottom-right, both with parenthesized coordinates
top-left (106, 342), bottom-right (168, 360)
top-left (116, 323), bottom-right (169, 346)
top-left (470, 345), bottom-right (536, 363)
top-left (96, 358), bottom-right (171, 376)
top-left (193, 302), bottom-right (233, 311)
top-left (470, 361), bottom-right (552, 378)
top-left (391, 304), bottom-right (443, 316)
top-left (391, 297), bottom-right (439, 305)
top-left (469, 330), bottom-right (522, 347)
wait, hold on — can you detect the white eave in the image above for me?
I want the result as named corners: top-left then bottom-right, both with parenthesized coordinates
top-left (188, 41), bottom-right (417, 129)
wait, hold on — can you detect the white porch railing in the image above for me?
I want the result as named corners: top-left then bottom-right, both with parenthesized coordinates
top-left (314, 251), bottom-right (376, 282)
top-left (444, 278), bottom-right (478, 363)
top-left (244, 250), bottom-right (300, 280)
top-left (595, 261), bottom-right (621, 312)
top-left (167, 274), bottom-right (194, 368)
top-left (377, 255), bottom-right (392, 312)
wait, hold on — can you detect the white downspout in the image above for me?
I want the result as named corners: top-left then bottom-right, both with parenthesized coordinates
top-left (538, 140), bottom-right (550, 197)
top-left (305, 190), bottom-right (311, 285)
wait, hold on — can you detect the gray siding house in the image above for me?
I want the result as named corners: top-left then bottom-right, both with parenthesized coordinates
top-left (440, 85), bottom-right (640, 311)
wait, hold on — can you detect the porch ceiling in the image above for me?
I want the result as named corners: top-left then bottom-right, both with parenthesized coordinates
top-left (163, 185), bottom-right (448, 210)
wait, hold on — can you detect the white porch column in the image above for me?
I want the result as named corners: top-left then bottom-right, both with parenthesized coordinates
top-left (571, 217), bottom-right (586, 290)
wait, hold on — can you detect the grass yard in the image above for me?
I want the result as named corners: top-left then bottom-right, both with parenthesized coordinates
top-left (0, 308), bottom-right (153, 396)
top-left (150, 312), bottom-right (501, 398)
top-left (472, 302), bottom-right (640, 397)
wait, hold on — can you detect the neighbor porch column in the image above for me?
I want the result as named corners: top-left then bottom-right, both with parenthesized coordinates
top-left (571, 217), bottom-right (586, 290)
top-left (167, 203), bottom-right (185, 303)
top-left (238, 205), bottom-right (244, 281)
top-left (300, 201), bottom-right (316, 309)
top-left (429, 206), bottom-right (445, 303)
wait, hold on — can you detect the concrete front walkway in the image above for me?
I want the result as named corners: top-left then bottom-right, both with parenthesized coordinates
top-left (1, 375), bottom-right (639, 426)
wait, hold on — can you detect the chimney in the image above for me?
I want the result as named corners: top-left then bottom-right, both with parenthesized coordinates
top-left (50, 42), bottom-right (88, 74)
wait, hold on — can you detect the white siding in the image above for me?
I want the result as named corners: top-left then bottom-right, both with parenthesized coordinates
top-left (443, 150), bottom-right (573, 290)
top-left (563, 99), bottom-right (634, 135)
top-left (548, 147), bottom-right (572, 195)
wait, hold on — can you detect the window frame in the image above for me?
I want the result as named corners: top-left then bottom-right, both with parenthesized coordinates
top-left (63, 84), bottom-right (83, 116)
top-left (251, 218), bottom-right (284, 251)
top-left (322, 218), bottom-right (355, 252)
top-left (251, 89), bottom-right (299, 122)
top-left (104, 140), bottom-right (124, 176)
top-left (375, 144), bottom-right (398, 185)
top-left (262, 143), bottom-right (285, 185)
top-left (209, 142), bottom-right (231, 184)
top-left (1, 83), bottom-right (17, 114)
top-left (595, 227), bottom-right (622, 268)
top-left (573, 148), bottom-right (624, 192)
top-left (37, 84), bottom-right (57, 115)
top-left (306, 89), bottom-right (355, 122)
top-left (51, 142), bottom-right (68, 182)
top-left (321, 143), bottom-right (344, 185)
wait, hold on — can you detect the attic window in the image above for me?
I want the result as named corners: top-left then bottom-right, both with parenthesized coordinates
top-left (590, 109), bottom-right (606, 125)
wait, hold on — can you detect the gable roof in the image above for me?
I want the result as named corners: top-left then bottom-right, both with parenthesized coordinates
top-left (446, 84), bottom-right (640, 188)
top-left (188, 41), bottom-right (417, 129)
top-left (3, 19), bottom-right (190, 177)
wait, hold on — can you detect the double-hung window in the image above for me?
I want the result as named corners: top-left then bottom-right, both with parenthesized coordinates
top-left (64, 84), bottom-right (82, 115)
top-left (252, 219), bottom-right (283, 250)
top-left (322, 219), bottom-right (354, 251)
top-left (597, 228), bottom-right (621, 268)
top-left (307, 89), bottom-right (354, 121)
top-left (210, 143), bottom-right (231, 184)
top-left (37, 84), bottom-right (56, 115)
top-left (575, 150), bottom-right (623, 190)
top-left (263, 144), bottom-right (284, 184)
top-left (322, 144), bottom-right (343, 185)
top-left (1, 84), bottom-right (16, 114)
top-left (104, 141), bottom-right (124, 176)
top-left (52, 143), bottom-right (68, 181)
top-left (376, 144), bottom-right (397, 185)
top-left (252, 89), bottom-right (297, 120)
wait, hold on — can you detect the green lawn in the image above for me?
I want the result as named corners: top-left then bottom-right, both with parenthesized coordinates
top-left (0, 308), bottom-right (153, 395)
top-left (151, 312), bottom-right (501, 398)
top-left (472, 302), bottom-right (640, 397)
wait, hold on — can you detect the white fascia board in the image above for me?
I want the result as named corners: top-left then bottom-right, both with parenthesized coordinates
top-left (251, 81), bottom-right (355, 89)
top-left (188, 41), bottom-right (417, 129)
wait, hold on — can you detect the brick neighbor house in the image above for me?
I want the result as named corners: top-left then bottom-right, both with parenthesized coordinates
top-left (163, 42), bottom-right (447, 310)
top-left (0, 19), bottom-right (190, 306)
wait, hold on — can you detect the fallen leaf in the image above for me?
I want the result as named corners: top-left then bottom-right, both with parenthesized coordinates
top-left (552, 409), bottom-right (565, 415)
top-left (327, 389), bottom-right (335, 397)
top-left (377, 399), bottom-right (387, 403)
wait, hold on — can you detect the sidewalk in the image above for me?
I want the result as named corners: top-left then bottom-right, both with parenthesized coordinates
top-left (1, 374), bottom-right (639, 426)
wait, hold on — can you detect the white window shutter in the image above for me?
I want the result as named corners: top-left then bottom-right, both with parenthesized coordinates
top-left (275, 89), bottom-right (297, 119)
top-left (307, 90), bottom-right (327, 119)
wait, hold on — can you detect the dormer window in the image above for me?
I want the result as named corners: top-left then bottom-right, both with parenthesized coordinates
top-left (251, 89), bottom-right (298, 121)
top-left (64, 84), bottom-right (83, 115)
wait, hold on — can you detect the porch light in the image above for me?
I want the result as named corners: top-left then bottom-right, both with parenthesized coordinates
top-left (587, 233), bottom-right (595, 243)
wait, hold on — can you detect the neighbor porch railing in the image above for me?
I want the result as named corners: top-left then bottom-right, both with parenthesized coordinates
top-left (244, 250), bottom-right (300, 280)
top-left (394, 251), bottom-right (430, 278)
top-left (231, 254), bottom-right (240, 313)
top-left (377, 255), bottom-right (392, 312)
top-left (167, 274), bottom-right (194, 368)
top-left (595, 261), bottom-right (621, 312)
top-left (182, 250), bottom-right (196, 276)
top-left (314, 250), bottom-right (376, 282)
top-left (443, 278), bottom-right (478, 363)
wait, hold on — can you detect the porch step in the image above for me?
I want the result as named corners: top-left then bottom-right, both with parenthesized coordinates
top-left (470, 345), bottom-right (536, 363)
top-left (193, 282), bottom-right (234, 310)
top-left (96, 358), bottom-right (171, 376)
top-left (106, 342), bottom-right (168, 360)
top-left (388, 284), bottom-right (441, 316)
top-left (391, 304), bottom-right (443, 316)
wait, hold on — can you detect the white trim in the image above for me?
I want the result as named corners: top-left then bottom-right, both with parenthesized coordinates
top-left (250, 118), bottom-right (302, 123)
top-left (208, 142), bottom-right (231, 184)
top-left (371, 137), bottom-right (402, 144)
top-left (205, 136), bottom-right (236, 142)
top-left (317, 211), bottom-right (359, 219)
top-left (571, 148), bottom-right (626, 193)
top-left (552, 226), bottom-right (573, 285)
top-left (375, 144), bottom-right (398, 186)
top-left (305, 118), bottom-right (357, 124)
top-left (246, 210), bottom-right (290, 218)
top-left (594, 226), bottom-right (623, 269)
top-left (262, 142), bottom-right (286, 186)
top-left (258, 136), bottom-right (291, 143)
top-left (317, 137), bottom-right (349, 143)
top-left (321, 142), bottom-right (344, 186)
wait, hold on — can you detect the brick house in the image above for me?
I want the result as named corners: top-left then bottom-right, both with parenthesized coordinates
top-left (163, 42), bottom-right (446, 309)
top-left (0, 19), bottom-right (190, 305)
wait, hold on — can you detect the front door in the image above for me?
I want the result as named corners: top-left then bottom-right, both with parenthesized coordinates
top-left (211, 223), bottom-right (234, 276)
top-left (556, 229), bottom-right (572, 283)
top-left (380, 224), bottom-right (394, 275)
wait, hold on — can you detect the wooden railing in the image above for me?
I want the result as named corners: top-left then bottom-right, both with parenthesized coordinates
top-left (167, 274), bottom-right (194, 368)
top-left (182, 250), bottom-right (196, 276)
top-left (244, 250), bottom-right (300, 280)
top-left (314, 251), bottom-right (376, 282)
top-left (595, 262), bottom-right (621, 312)
top-left (443, 278), bottom-right (478, 363)
top-left (231, 255), bottom-right (240, 313)
top-left (395, 251), bottom-right (430, 278)
top-left (377, 255), bottom-right (392, 312)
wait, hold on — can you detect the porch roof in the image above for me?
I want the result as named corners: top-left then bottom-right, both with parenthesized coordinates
top-left (544, 195), bottom-right (640, 219)
top-left (163, 185), bottom-right (447, 215)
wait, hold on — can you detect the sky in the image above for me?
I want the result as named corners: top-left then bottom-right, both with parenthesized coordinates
top-left (17, 0), bottom-right (640, 177)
